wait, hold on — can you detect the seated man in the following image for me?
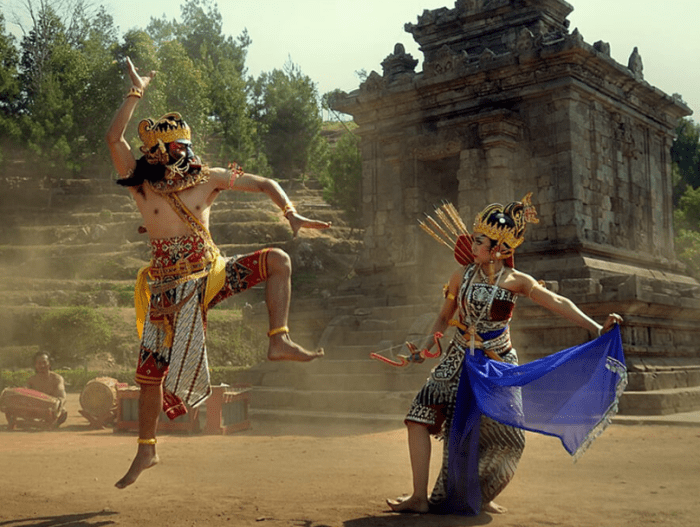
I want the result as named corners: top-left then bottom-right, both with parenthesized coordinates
top-left (26, 352), bottom-right (68, 427)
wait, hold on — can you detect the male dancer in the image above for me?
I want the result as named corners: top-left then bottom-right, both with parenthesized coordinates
top-left (106, 58), bottom-right (329, 488)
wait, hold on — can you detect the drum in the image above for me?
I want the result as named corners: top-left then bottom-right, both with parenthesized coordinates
top-left (0, 387), bottom-right (61, 429)
top-left (79, 377), bottom-right (129, 428)
top-left (79, 377), bottom-right (121, 420)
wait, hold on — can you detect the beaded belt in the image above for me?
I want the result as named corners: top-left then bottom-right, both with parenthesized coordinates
top-left (149, 258), bottom-right (209, 279)
top-left (148, 258), bottom-right (213, 294)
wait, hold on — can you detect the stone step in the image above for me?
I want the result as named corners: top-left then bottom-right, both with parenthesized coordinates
top-left (258, 371), bottom-right (429, 392)
top-left (0, 242), bottom-right (147, 260)
top-left (0, 277), bottom-right (135, 293)
top-left (249, 386), bottom-right (415, 415)
top-left (628, 369), bottom-right (700, 391)
top-left (249, 408), bottom-right (405, 428)
top-left (1, 221), bottom-right (143, 246)
top-left (47, 193), bottom-right (137, 212)
top-left (0, 247), bottom-right (147, 280)
top-left (365, 304), bottom-right (436, 320)
top-left (4, 210), bottom-right (141, 228)
top-left (619, 386), bottom-right (700, 415)
top-left (316, 358), bottom-right (433, 374)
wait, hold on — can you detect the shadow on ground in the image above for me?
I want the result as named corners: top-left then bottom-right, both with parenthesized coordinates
top-left (0, 510), bottom-right (118, 527)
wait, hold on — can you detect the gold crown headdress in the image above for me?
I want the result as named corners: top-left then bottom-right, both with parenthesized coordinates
top-left (138, 112), bottom-right (191, 153)
top-left (419, 193), bottom-right (539, 266)
top-left (472, 192), bottom-right (539, 257)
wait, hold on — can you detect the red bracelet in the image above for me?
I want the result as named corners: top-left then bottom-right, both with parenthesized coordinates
top-left (228, 162), bottom-right (244, 189)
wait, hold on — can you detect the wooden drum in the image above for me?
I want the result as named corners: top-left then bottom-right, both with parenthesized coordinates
top-left (79, 377), bottom-right (125, 428)
top-left (0, 387), bottom-right (61, 429)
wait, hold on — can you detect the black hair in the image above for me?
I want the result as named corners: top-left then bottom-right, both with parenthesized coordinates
top-left (116, 144), bottom-right (203, 188)
top-left (116, 155), bottom-right (167, 188)
top-left (482, 210), bottom-right (516, 249)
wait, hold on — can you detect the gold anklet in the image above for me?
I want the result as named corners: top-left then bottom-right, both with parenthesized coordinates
top-left (267, 326), bottom-right (289, 337)
top-left (137, 438), bottom-right (157, 445)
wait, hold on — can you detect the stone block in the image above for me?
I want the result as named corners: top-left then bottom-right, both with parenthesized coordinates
top-left (560, 278), bottom-right (602, 296)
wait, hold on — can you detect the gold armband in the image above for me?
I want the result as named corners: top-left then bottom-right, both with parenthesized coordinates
top-left (443, 283), bottom-right (455, 301)
top-left (126, 86), bottom-right (143, 99)
top-left (282, 203), bottom-right (297, 217)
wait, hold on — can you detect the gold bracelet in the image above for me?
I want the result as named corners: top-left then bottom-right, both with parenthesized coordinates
top-left (137, 438), bottom-right (157, 445)
top-left (267, 326), bottom-right (289, 337)
top-left (126, 86), bottom-right (143, 99)
top-left (282, 203), bottom-right (296, 217)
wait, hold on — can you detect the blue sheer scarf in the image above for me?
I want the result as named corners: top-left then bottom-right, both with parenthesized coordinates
top-left (437, 326), bottom-right (627, 515)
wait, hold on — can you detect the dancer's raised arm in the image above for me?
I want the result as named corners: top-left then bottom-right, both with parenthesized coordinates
top-left (105, 57), bottom-right (156, 177)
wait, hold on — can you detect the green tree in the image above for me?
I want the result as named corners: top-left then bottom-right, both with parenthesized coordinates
top-left (671, 118), bottom-right (700, 200)
top-left (157, 39), bottom-right (210, 143)
top-left (0, 13), bottom-right (21, 146)
top-left (18, 2), bottom-right (64, 111)
top-left (321, 128), bottom-right (362, 226)
top-left (71, 7), bottom-right (123, 173)
top-left (251, 59), bottom-right (325, 184)
top-left (17, 5), bottom-right (77, 175)
top-left (674, 185), bottom-right (700, 279)
top-left (145, 0), bottom-right (259, 171)
top-left (12, 1), bottom-right (123, 177)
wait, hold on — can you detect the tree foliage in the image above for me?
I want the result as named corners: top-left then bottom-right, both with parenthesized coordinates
top-left (251, 59), bottom-right (326, 183)
top-left (320, 127), bottom-right (362, 226)
top-left (671, 118), bottom-right (700, 197)
top-left (0, 0), bottom-right (330, 183)
top-left (0, 13), bottom-right (20, 144)
top-left (671, 118), bottom-right (700, 278)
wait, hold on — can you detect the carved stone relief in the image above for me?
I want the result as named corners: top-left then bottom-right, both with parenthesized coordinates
top-left (423, 45), bottom-right (467, 78)
top-left (360, 71), bottom-right (386, 94)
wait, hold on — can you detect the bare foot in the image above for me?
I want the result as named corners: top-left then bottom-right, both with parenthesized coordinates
top-left (267, 333), bottom-right (324, 362)
top-left (115, 445), bottom-right (159, 489)
top-left (387, 495), bottom-right (429, 514)
top-left (482, 500), bottom-right (507, 514)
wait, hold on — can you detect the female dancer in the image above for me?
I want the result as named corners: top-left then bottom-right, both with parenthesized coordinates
top-left (387, 195), bottom-right (625, 515)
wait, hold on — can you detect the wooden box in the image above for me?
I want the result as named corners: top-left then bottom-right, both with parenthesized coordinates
top-left (114, 384), bottom-right (250, 434)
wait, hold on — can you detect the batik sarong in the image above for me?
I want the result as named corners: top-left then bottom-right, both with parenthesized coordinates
top-left (135, 233), bottom-right (270, 418)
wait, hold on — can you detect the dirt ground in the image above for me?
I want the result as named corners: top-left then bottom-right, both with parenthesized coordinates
top-left (1, 394), bottom-right (699, 527)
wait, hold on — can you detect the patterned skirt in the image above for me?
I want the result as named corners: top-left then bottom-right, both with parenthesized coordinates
top-left (136, 245), bottom-right (270, 417)
top-left (405, 342), bottom-right (525, 507)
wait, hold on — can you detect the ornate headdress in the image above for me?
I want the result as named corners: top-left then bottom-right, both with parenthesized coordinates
top-left (418, 193), bottom-right (539, 266)
top-left (135, 112), bottom-right (209, 194)
top-left (138, 112), bottom-right (191, 155)
top-left (472, 192), bottom-right (539, 258)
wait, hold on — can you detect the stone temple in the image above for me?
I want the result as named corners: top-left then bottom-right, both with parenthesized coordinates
top-left (331, 0), bottom-right (700, 415)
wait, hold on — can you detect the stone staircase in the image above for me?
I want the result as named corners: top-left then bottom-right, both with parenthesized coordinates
top-left (3, 176), bottom-right (699, 423)
top-left (620, 358), bottom-right (700, 416)
top-left (239, 303), bottom-right (442, 426)
top-left (0, 176), bottom-right (359, 369)
top-left (0, 175), bottom-right (438, 427)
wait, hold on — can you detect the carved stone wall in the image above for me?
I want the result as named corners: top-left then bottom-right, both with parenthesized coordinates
top-left (332, 0), bottom-right (700, 414)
